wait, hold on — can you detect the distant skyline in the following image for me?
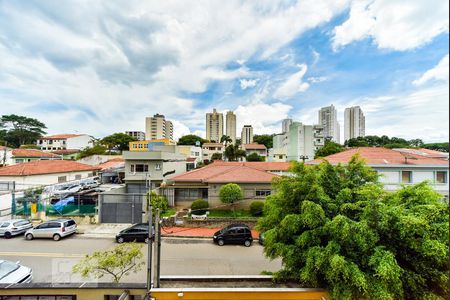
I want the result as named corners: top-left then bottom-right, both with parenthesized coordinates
top-left (0, 1), bottom-right (448, 143)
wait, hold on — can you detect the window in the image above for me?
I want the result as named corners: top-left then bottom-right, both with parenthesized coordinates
top-left (131, 165), bottom-right (135, 172)
top-left (436, 171), bottom-right (447, 184)
top-left (135, 164), bottom-right (148, 172)
top-left (1, 222), bottom-right (10, 228)
top-left (133, 144), bottom-right (137, 149)
top-left (401, 171), bottom-right (412, 183)
top-left (58, 176), bottom-right (67, 183)
top-left (48, 222), bottom-right (61, 228)
top-left (155, 164), bottom-right (161, 170)
top-left (256, 190), bottom-right (271, 197)
top-left (49, 140), bottom-right (53, 144)
top-left (15, 159), bottom-right (24, 164)
top-left (75, 175), bottom-right (82, 180)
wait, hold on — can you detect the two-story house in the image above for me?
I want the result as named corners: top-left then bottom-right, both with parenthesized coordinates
top-left (37, 134), bottom-right (94, 152)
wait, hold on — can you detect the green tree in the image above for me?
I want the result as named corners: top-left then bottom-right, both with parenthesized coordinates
top-left (77, 144), bottom-right (108, 159)
top-left (257, 157), bottom-right (448, 300)
top-left (253, 134), bottom-right (274, 149)
top-left (314, 141), bottom-right (344, 158)
top-left (220, 135), bottom-right (233, 146)
top-left (246, 152), bottom-right (264, 161)
top-left (224, 144), bottom-right (246, 161)
top-left (177, 134), bottom-right (207, 146)
top-left (147, 191), bottom-right (169, 214)
top-left (1, 114), bottom-right (47, 147)
top-left (345, 136), bottom-right (369, 147)
top-left (100, 133), bottom-right (137, 153)
top-left (211, 152), bottom-right (223, 161)
top-left (219, 183), bottom-right (243, 215)
top-left (19, 144), bottom-right (41, 149)
top-left (423, 142), bottom-right (449, 152)
top-left (73, 242), bottom-right (144, 283)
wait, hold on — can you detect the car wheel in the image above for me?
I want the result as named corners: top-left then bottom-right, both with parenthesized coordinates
top-left (53, 234), bottom-right (61, 241)
top-left (144, 237), bottom-right (149, 244)
top-left (217, 239), bottom-right (225, 246)
top-left (117, 237), bottom-right (125, 244)
top-left (4, 232), bottom-right (11, 239)
top-left (25, 233), bottom-right (34, 240)
top-left (244, 240), bottom-right (252, 247)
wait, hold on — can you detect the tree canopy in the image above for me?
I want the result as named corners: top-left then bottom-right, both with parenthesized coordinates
top-left (177, 134), bottom-right (208, 146)
top-left (314, 140), bottom-right (345, 158)
top-left (77, 144), bottom-right (108, 159)
top-left (422, 142), bottom-right (449, 152)
top-left (100, 133), bottom-right (137, 153)
top-left (246, 152), bottom-right (265, 161)
top-left (0, 114), bottom-right (47, 147)
top-left (219, 183), bottom-right (243, 205)
top-left (224, 144), bottom-right (246, 161)
top-left (258, 156), bottom-right (448, 299)
top-left (344, 135), bottom-right (428, 149)
top-left (253, 134), bottom-right (274, 149)
top-left (210, 152), bottom-right (223, 161)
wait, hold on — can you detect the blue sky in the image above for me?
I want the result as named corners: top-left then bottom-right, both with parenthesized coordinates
top-left (0, 0), bottom-right (448, 142)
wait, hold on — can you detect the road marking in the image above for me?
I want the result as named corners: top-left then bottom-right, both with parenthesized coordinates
top-left (0, 252), bottom-right (84, 258)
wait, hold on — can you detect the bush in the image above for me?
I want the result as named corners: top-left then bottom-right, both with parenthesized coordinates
top-left (191, 199), bottom-right (209, 215)
top-left (250, 201), bottom-right (264, 216)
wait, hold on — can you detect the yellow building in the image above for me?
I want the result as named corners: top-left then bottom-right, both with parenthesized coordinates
top-left (129, 139), bottom-right (176, 151)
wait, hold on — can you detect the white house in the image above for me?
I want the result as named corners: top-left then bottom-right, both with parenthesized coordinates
top-left (37, 134), bottom-right (94, 151)
top-left (241, 143), bottom-right (268, 161)
top-left (201, 143), bottom-right (225, 162)
top-left (308, 147), bottom-right (449, 199)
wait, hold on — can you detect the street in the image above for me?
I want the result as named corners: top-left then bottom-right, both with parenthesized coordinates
top-left (0, 235), bottom-right (281, 283)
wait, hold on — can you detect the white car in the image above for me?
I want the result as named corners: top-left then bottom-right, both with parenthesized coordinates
top-left (0, 260), bottom-right (32, 284)
top-left (0, 219), bottom-right (33, 239)
top-left (53, 184), bottom-right (81, 196)
top-left (25, 218), bottom-right (77, 241)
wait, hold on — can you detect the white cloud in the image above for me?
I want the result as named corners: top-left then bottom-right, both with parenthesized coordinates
top-left (273, 64), bottom-right (310, 99)
top-left (307, 76), bottom-right (327, 83)
top-left (332, 0), bottom-right (449, 51)
top-left (239, 79), bottom-right (258, 90)
top-left (413, 54), bottom-right (449, 85)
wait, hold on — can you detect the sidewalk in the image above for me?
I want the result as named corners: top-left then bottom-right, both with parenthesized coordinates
top-left (77, 223), bottom-right (259, 240)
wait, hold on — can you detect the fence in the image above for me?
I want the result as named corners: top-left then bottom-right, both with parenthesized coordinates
top-left (99, 193), bottom-right (145, 223)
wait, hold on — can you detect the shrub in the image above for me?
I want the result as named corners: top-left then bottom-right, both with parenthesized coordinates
top-left (250, 201), bottom-right (264, 216)
top-left (191, 199), bottom-right (209, 215)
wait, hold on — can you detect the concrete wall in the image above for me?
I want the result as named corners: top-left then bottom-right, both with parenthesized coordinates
top-left (78, 155), bottom-right (122, 165)
top-left (0, 171), bottom-right (96, 190)
top-left (67, 135), bottom-right (94, 150)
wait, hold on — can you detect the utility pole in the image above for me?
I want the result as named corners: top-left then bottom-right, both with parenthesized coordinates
top-left (153, 208), bottom-right (161, 288)
top-left (2, 141), bottom-right (7, 166)
top-left (146, 205), bottom-right (153, 292)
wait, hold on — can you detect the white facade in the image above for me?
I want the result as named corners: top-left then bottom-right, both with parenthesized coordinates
top-left (241, 125), bottom-right (254, 145)
top-left (0, 147), bottom-right (13, 166)
top-left (226, 111), bottom-right (237, 144)
top-left (319, 105), bottom-right (340, 143)
top-left (282, 119), bottom-right (293, 134)
top-left (206, 109), bottom-right (224, 143)
top-left (38, 134), bottom-right (93, 151)
top-left (0, 170), bottom-right (97, 189)
top-left (344, 106), bottom-right (365, 142)
top-left (287, 123), bottom-right (324, 162)
top-left (201, 143), bottom-right (225, 161)
top-left (145, 114), bottom-right (173, 140)
top-left (125, 131), bottom-right (145, 141)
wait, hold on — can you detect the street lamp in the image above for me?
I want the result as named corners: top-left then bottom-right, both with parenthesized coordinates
top-left (299, 155), bottom-right (309, 163)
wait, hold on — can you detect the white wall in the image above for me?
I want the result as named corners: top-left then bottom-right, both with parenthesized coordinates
top-left (67, 135), bottom-right (93, 150)
top-left (78, 155), bottom-right (122, 166)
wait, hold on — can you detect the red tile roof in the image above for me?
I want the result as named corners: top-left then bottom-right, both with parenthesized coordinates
top-left (210, 160), bottom-right (292, 171)
top-left (242, 143), bottom-right (267, 150)
top-left (202, 143), bottom-right (224, 148)
top-left (393, 148), bottom-right (449, 159)
top-left (42, 134), bottom-right (83, 139)
top-left (308, 147), bottom-right (448, 166)
top-left (97, 158), bottom-right (125, 171)
top-left (12, 149), bottom-right (60, 158)
top-left (0, 160), bottom-right (100, 176)
top-left (51, 149), bottom-right (80, 155)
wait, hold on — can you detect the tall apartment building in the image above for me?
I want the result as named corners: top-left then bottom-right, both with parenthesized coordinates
top-left (287, 123), bottom-right (324, 162)
top-left (282, 119), bottom-right (293, 133)
top-left (226, 111), bottom-right (237, 144)
top-left (344, 106), bottom-right (365, 142)
top-left (145, 114), bottom-right (173, 141)
top-left (125, 131), bottom-right (145, 141)
top-left (318, 105), bottom-right (340, 143)
top-left (206, 109), bottom-right (224, 142)
top-left (241, 125), bottom-right (254, 145)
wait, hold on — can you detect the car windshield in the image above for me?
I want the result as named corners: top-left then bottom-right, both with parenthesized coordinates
top-left (0, 261), bottom-right (20, 280)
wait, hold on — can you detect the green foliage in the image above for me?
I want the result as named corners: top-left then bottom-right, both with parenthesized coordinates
top-left (0, 114), bottom-right (47, 147)
top-left (220, 135), bottom-right (232, 145)
top-left (246, 152), bottom-right (265, 161)
top-left (72, 242), bottom-right (144, 283)
top-left (422, 142), bottom-right (449, 152)
top-left (224, 144), bottom-right (246, 161)
top-left (211, 152), bottom-right (223, 161)
top-left (315, 141), bottom-right (345, 158)
top-left (257, 156), bottom-right (448, 300)
top-left (19, 144), bottom-right (41, 149)
top-left (253, 134), bottom-right (274, 149)
top-left (344, 135), bottom-right (446, 151)
top-left (100, 133), bottom-right (137, 153)
top-left (77, 144), bottom-right (108, 159)
top-left (219, 183), bottom-right (243, 205)
top-left (177, 134), bottom-right (208, 146)
top-left (250, 201), bottom-right (264, 216)
top-left (191, 199), bottom-right (209, 215)
top-left (148, 191), bottom-right (169, 213)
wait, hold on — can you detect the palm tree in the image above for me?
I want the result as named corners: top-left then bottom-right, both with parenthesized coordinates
top-left (220, 135), bottom-right (232, 146)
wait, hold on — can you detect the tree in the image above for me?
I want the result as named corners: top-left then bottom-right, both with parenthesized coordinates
top-left (246, 152), bottom-right (264, 161)
top-left (224, 144), bottom-right (246, 161)
top-left (345, 136), bottom-right (369, 147)
top-left (211, 152), bottom-right (223, 161)
top-left (100, 133), bottom-right (136, 153)
top-left (77, 144), bottom-right (108, 159)
top-left (147, 191), bottom-right (169, 214)
top-left (257, 156), bottom-right (448, 299)
top-left (1, 114), bottom-right (47, 147)
top-left (177, 134), bottom-right (207, 146)
top-left (220, 135), bottom-right (232, 146)
top-left (253, 134), bottom-right (274, 149)
top-left (19, 144), bottom-right (41, 149)
top-left (314, 141), bottom-right (344, 158)
top-left (219, 183), bottom-right (243, 215)
top-left (423, 142), bottom-right (449, 152)
top-left (73, 243), bottom-right (144, 283)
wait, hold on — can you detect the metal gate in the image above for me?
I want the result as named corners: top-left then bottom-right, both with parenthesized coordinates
top-left (99, 193), bottom-right (145, 223)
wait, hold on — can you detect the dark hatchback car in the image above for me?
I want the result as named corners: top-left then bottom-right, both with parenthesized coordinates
top-left (115, 223), bottom-right (154, 244)
top-left (213, 224), bottom-right (253, 247)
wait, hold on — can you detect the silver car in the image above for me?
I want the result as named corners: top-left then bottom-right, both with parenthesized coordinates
top-left (0, 260), bottom-right (33, 284)
top-left (0, 219), bottom-right (33, 239)
top-left (25, 218), bottom-right (77, 241)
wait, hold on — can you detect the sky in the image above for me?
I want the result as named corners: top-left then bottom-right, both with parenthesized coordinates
top-left (0, 0), bottom-right (448, 143)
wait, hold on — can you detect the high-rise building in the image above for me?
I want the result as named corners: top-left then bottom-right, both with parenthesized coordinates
top-left (125, 131), bottom-right (145, 141)
top-left (241, 125), bottom-right (254, 145)
top-left (344, 106), bottom-right (365, 142)
top-left (282, 119), bottom-right (293, 133)
top-left (206, 109), bottom-right (224, 142)
top-left (318, 105), bottom-right (340, 143)
top-left (145, 114), bottom-right (174, 140)
top-left (286, 122), bottom-right (324, 162)
top-left (226, 111), bottom-right (236, 144)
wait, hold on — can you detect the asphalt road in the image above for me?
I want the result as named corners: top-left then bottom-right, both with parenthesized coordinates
top-left (0, 235), bottom-right (281, 283)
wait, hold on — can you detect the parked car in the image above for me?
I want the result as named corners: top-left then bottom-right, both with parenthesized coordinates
top-left (53, 184), bottom-right (81, 196)
top-left (115, 223), bottom-right (154, 244)
top-left (24, 219), bottom-right (77, 241)
top-left (213, 224), bottom-right (253, 247)
top-left (80, 180), bottom-right (99, 190)
top-left (0, 219), bottom-right (33, 239)
top-left (0, 260), bottom-right (33, 284)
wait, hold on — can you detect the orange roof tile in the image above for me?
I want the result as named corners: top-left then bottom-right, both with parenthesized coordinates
top-left (0, 160), bottom-right (100, 176)
top-left (242, 143), bottom-right (267, 150)
top-left (12, 149), bottom-right (60, 158)
top-left (308, 147), bottom-right (448, 166)
top-left (51, 149), bottom-right (80, 155)
top-left (202, 143), bottom-right (224, 147)
top-left (42, 134), bottom-right (83, 139)
top-left (210, 160), bottom-right (292, 171)
top-left (97, 158), bottom-right (125, 170)
top-left (393, 148), bottom-right (449, 159)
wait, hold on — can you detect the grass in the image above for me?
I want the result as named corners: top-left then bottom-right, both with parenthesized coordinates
top-left (207, 209), bottom-right (254, 218)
